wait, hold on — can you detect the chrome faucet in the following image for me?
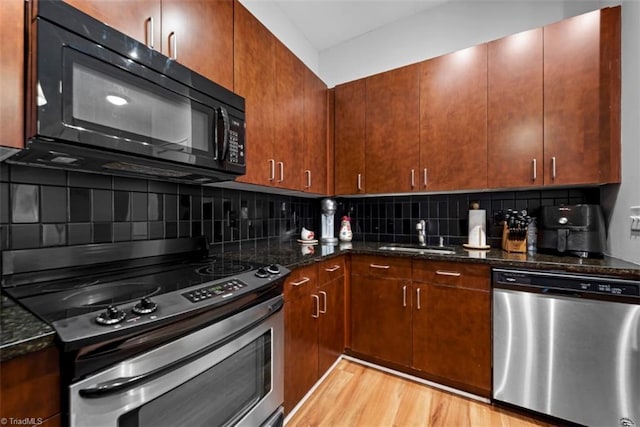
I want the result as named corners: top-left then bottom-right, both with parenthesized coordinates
top-left (416, 220), bottom-right (427, 247)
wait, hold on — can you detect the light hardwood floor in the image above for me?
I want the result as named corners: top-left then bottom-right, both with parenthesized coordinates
top-left (286, 359), bottom-right (553, 427)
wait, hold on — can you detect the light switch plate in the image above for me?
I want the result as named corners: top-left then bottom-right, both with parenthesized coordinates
top-left (630, 206), bottom-right (640, 233)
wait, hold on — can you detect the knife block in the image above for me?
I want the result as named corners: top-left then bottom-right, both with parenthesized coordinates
top-left (501, 223), bottom-right (527, 253)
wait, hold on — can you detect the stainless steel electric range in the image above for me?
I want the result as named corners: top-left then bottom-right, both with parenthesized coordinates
top-left (2, 237), bottom-right (289, 427)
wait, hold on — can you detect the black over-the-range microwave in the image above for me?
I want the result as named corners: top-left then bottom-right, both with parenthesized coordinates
top-left (8, 0), bottom-right (245, 183)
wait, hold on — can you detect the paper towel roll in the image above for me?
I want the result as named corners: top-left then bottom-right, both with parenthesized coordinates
top-left (468, 209), bottom-right (486, 247)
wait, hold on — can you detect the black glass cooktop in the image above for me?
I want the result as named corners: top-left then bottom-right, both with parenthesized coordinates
top-left (4, 256), bottom-right (258, 323)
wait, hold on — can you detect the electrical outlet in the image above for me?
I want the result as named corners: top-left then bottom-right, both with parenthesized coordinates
top-left (630, 206), bottom-right (640, 235)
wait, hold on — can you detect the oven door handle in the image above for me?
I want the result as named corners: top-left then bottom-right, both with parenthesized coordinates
top-left (78, 297), bottom-right (284, 398)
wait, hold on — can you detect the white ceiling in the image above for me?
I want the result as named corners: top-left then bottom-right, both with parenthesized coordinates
top-left (266, 0), bottom-right (450, 51)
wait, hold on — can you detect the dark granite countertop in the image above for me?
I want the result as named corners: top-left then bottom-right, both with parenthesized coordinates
top-left (0, 294), bottom-right (55, 362)
top-left (2, 238), bottom-right (639, 361)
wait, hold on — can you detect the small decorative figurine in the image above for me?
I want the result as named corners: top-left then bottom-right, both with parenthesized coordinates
top-left (339, 216), bottom-right (353, 242)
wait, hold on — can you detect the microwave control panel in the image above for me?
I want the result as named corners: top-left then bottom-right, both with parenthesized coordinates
top-left (228, 119), bottom-right (245, 165)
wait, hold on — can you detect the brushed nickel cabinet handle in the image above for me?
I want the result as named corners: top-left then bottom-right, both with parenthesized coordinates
top-left (411, 169), bottom-right (415, 188)
top-left (319, 291), bottom-right (327, 314)
top-left (423, 168), bottom-right (428, 187)
top-left (552, 156), bottom-right (557, 180)
top-left (146, 17), bottom-right (154, 49)
top-left (532, 159), bottom-right (537, 181)
top-left (168, 31), bottom-right (177, 60)
top-left (369, 264), bottom-right (390, 269)
top-left (325, 265), bottom-right (341, 272)
top-left (269, 159), bottom-right (275, 181)
top-left (290, 277), bottom-right (310, 287)
top-left (305, 170), bottom-right (311, 188)
top-left (278, 161), bottom-right (284, 182)
top-left (402, 285), bottom-right (407, 307)
top-left (416, 288), bottom-right (421, 310)
top-left (312, 294), bottom-right (320, 318)
top-left (435, 270), bottom-right (461, 277)
top-left (357, 173), bottom-right (362, 191)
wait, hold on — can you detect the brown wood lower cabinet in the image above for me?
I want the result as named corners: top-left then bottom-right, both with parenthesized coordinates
top-left (350, 257), bottom-right (412, 366)
top-left (349, 256), bottom-right (491, 398)
top-left (284, 257), bottom-right (345, 414)
top-left (413, 260), bottom-right (491, 396)
top-left (0, 346), bottom-right (61, 425)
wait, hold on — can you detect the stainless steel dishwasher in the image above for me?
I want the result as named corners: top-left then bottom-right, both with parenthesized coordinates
top-left (493, 268), bottom-right (640, 427)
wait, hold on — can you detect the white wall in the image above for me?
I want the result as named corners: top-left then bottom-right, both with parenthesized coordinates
top-left (320, 1), bottom-right (570, 87)
top-left (602, 1), bottom-right (640, 265)
top-left (238, 0), bottom-right (320, 75)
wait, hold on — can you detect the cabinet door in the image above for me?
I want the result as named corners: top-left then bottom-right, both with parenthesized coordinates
top-left (421, 283), bottom-right (491, 396)
top-left (0, 347), bottom-right (60, 422)
top-left (303, 68), bottom-right (328, 194)
top-left (365, 64), bottom-right (420, 194)
top-left (318, 276), bottom-right (345, 376)
top-left (161, 0), bottom-right (234, 90)
top-left (488, 28), bottom-right (543, 189)
top-left (64, 0), bottom-right (161, 48)
top-left (350, 276), bottom-right (412, 366)
top-left (0, 0), bottom-right (24, 150)
top-left (334, 79), bottom-right (366, 195)
top-left (284, 267), bottom-right (319, 414)
top-left (420, 45), bottom-right (488, 191)
top-left (274, 42), bottom-right (304, 190)
top-left (543, 8), bottom-right (620, 185)
top-left (234, 2), bottom-right (275, 186)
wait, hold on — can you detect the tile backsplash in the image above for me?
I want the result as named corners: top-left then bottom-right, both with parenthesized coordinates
top-left (0, 163), bottom-right (602, 252)
top-left (0, 165), bottom-right (318, 251)
top-left (337, 188), bottom-right (600, 247)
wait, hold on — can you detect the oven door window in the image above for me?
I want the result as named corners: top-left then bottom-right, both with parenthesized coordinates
top-left (62, 48), bottom-right (215, 160)
top-left (118, 331), bottom-right (272, 427)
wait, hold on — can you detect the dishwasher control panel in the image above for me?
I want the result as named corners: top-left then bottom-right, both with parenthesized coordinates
top-left (493, 269), bottom-right (640, 297)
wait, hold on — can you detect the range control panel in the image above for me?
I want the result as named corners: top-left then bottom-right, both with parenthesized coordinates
top-left (182, 279), bottom-right (248, 303)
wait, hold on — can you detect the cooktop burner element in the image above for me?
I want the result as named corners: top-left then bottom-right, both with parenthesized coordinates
top-left (194, 260), bottom-right (255, 278)
top-left (2, 238), bottom-right (290, 347)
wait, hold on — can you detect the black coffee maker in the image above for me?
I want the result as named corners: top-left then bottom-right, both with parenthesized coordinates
top-left (538, 204), bottom-right (606, 258)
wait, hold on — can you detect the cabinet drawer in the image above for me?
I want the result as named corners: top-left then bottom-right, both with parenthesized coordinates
top-left (318, 256), bottom-right (346, 284)
top-left (412, 260), bottom-right (490, 291)
top-left (352, 255), bottom-right (412, 279)
top-left (284, 264), bottom-right (318, 300)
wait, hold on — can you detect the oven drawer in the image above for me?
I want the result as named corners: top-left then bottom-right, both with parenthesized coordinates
top-left (69, 295), bottom-right (284, 427)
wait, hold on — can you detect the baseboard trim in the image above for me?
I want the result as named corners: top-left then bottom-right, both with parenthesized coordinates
top-left (284, 356), bottom-right (343, 425)
top-left (341, 355), bottom-right (491, 404)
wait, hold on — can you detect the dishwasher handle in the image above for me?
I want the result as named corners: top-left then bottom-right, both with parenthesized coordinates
top-left (542, 287), bottom-right (583, 298)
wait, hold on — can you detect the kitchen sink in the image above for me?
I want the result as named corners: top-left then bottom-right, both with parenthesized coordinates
top-left (378, 244), bottom-right (457, 255)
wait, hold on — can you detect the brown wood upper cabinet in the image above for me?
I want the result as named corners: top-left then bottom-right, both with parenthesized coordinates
top-left (420, 44), bottom-right (488, 192)
top-left (334, 79), bottom-right (367, 195)
top-left (0, 0), bottom-right (25, 150)
top-left (488, 28), bottom-right (543, 188)
top-left (235, 3), bottom-right (329, 193)
top-left (303, 68), bottom-right (329, 194)
top-left (234, 2), bottom-right (276, 187)
top-left (64, 0), bottom-right (234, 90)
top-left (366, 65), bottom-right (420, 194)
top-left (543, 7), bottom-right (620, 185)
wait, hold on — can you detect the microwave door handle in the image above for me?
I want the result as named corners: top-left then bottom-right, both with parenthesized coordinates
top-left (217, 106), bottom-right (230, 161)
top-left (79, 298), bottom-right (284, 398)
